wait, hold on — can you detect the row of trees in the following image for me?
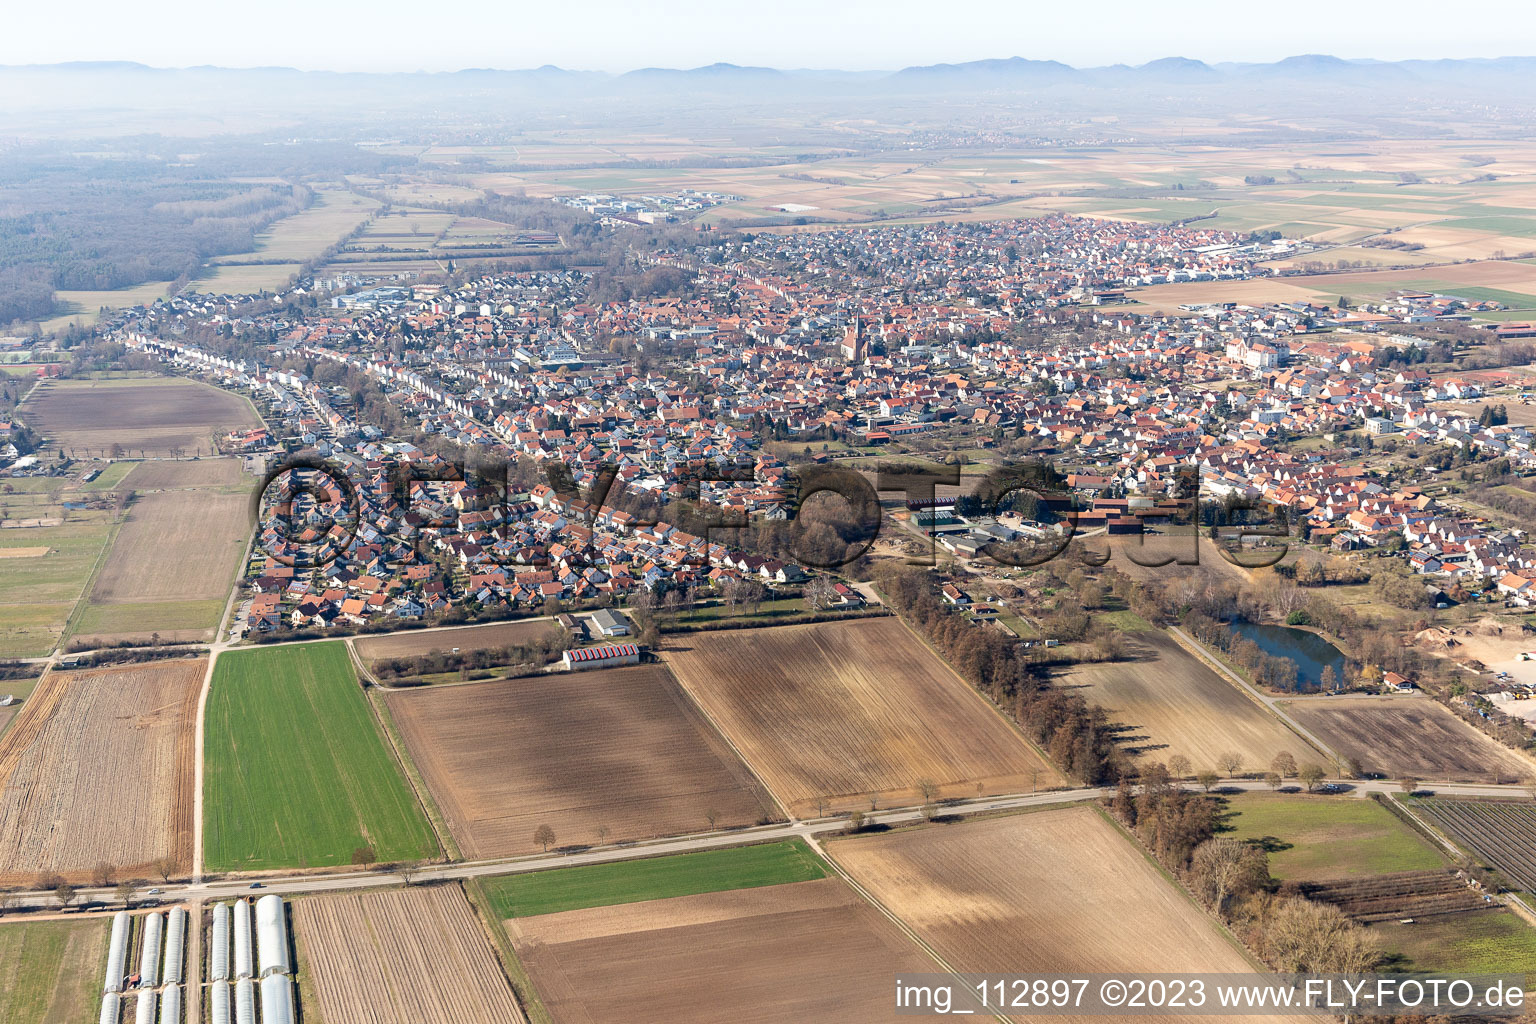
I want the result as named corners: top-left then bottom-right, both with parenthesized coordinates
top-left (875, 564), bottom-right (1129, 783)
top-left (1110, 771), bottom-right (1379, 974)
top-left (371, 628), bottom-right (568, 680)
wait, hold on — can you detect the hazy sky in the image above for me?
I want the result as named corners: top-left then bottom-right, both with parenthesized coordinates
top-left (3, 0), bottom-right (1531, 73)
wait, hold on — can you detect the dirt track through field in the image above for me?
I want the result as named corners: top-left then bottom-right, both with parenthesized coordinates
top-left (830, 807), bottom-right (1281, 1024)
top-left (664, 618), bottom-right (1062, 815)
top-left (295, 884), bottom-right (526, 1024)
top-left (508, 876), bottom-right (934, 1023)
top-left (0, 660), bottom-right (201, 882)
top-left (386, 665), bottom-right (779, 857)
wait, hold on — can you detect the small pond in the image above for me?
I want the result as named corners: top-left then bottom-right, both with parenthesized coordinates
top-left (1231, 621), bottom-right (1347, 690)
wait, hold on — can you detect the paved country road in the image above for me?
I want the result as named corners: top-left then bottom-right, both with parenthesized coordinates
top-left (4, 776), bottom-right (1527, 912)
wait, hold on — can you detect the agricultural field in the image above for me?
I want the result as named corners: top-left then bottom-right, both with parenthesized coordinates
top-left (468, 137), bottom-right (1536, 250)
top-left (1413, 798), bottom-right (1536, 892)
top-left (385, 664), bottom-right (779, 857)
top-left (1219, 793), bottom-right (1446, 881)
top-left (355, 619), bottom-right (563, 665)
top-left (830, 806), bottom-right (1268, 1023)
top-left (505, 874), bottom-right (935, 1024)
top-left (125, 457), bottom-right (251, 489)
top-left (1132, 259), bottom-right (1536, 310)
top-left (1283, 698), bottom-right (1535, 784)
top-left (482, 840), bottom-right (828, 918)
top-left (1299, 870), bottom-right (1491, 923)
top-left (76, 486), bottom-right (250, 643)
top-left (198, 188), bottom-right (378, 272)
top-left (0, 659), bottom-right (200, 882)
top-left (295, 883), bottom-right (525, 1024)
top-left (1053, 631), bottom-right (1315, 772)
top-left (0, 489), bottom-right (115, 657)
top-left (191, 262), bottom-right (305, 294)
top-left (36, 280), bottom-right (175, 333)
top-left (203, 642), bottom-right (438, 871)
top-left (21, 377), bottom-right (263, 457)
top-left (0, 918), bottom-right (109, 1024)
top-left (663, 618), bottom-right (1061, 815)
top-left (1372, 910), bottom-right (1536, 976)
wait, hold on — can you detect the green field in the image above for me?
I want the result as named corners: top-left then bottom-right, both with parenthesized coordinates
top-left (75, 598), bottom-right (228, 636)
top-left (482, 840), bottom-right (829, 918)
top-left (79, 462), bottom-right (136, 490)
top-left (0, 918), bottom-right (109, 1023)
top-left (1373, 911), bottom-right (1536, 977)
top-left (0, 496), bottom-right (116, 658)
top-left (203, 641), bottom-right (438, 871)
top-left (1220, 793), bottom-right (1446, 880)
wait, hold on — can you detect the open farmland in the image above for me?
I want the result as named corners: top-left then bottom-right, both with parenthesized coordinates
top-left (125, 458), bottom-right (251, 489)
top-left (1219, 793), bottom-right (1445, 881)
top-left (1282, 698), bottom-right (1534, 784)
top-left (506, 875), bottom-right (935, 1024)
top-left (385, 664), bottom-right (779, 857)
top-left (0, 918), bottom-right (109, 1023)
top-left (204, 642), bottom-right (439, 871)
top-left (483, 840), bottom-right (827, 918)
top-left (830, 806), bottom-right (1270, 1024)
top-left (194, 187), bottom-right (379, 294)
top-left (356, 619), bottom-right (563, 665)
top-left (663, 618), bottom-right (1060, 815)
top-left (0, 493), bottom-right (114, 658)
top-left (1053, 631), bottom-right (1314, 772)
top-left (0, 660), bottom-right (200, 882)
top-left (78, 488), bottom-right (249, 641)
top-left (1371, 910), bottom-right (1536, 976)
top-left (1414, 798), bottom-right (1536, 892)
top-left (295, 884), bottom-right (525, 1024)
top-left (22, 377), bottom-right (263, 457)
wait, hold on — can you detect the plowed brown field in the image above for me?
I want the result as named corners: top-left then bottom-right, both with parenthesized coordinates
top-left (0, 660), bottom-right (200, 882)
top-left (1055, 631), bottom-right (1314, 771)
top-left (385, 665), bottom-right (779, 857)
top-left (23, 378), bottom-right (262, 457)
top-left (1284, 698), bottom-right (1535, 783)
top-left (831, 807), bottom-right (1278, 1024)
top-left (295, 884), bottom-right (525, 1024)
top-left (508, 876), bottom-right (934, 1023)
top-left (663, 618), bottom-right (1061, 815)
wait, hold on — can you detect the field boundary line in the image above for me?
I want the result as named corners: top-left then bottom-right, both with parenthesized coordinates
top-left (191, 648), bottom-right (221, 879)
top-left (1095, 803), bottom-right (1272, 971)
top-left (365, 675), bottom-right (464, 863)
top-left (811, 832), bottom-right (1012, 1024)
top-left (54, 496), bottom-right (131, 653)
top-left (352, 639), bottom-right (456, 862)
top-left (656, 649), bottom-right (797, 824)
top-left (885, 606), bottom-right (1064, 786)
top-left (1167, 625), bottom-right (1337, 762)
top-left (464, 878), bottom-right (548, 1024)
